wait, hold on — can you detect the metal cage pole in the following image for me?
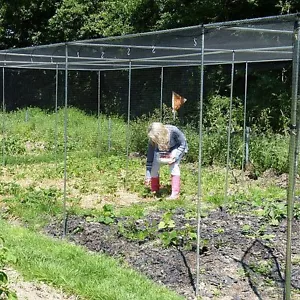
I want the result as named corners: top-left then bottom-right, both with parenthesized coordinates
top-left (54, 64), bottom-right (59, 164)
top-left (125, 61), bottom-right (132, 187)
top-left (2, 67), bottom-right (5, 166)
top-left (108, 117), bottom-right (111, 151)
top-left (196, 25), bottom-right (205, 298)
top-left (97, 70), bottom-right (101, 157)
top-left (242, 62), bottom-right (248, 171)
top-left (225, 51), bottom-right (235, 200)
top-left (63, 45), bottom-right (69, 237)
top-left (160, 67), bottom-right (164, 122)
top-left (285, 18), bottom-right (300, 300)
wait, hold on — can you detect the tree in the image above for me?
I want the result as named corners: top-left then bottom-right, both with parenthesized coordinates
top-left (0, 0), bottom-right (61, 49)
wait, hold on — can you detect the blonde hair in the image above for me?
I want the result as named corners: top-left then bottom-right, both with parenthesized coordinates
top-left (148, 122), bottom-right (169, 151)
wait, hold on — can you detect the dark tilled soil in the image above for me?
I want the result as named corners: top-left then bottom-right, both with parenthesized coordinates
top-left (46, 209), bottom-right (300, 300)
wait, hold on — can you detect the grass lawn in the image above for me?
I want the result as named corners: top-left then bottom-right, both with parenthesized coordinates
top-left (0, 219), bottom-right (184, 300)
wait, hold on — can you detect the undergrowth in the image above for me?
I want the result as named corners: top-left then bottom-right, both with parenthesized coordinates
top-left (0, 105), bottom-right (290, 174)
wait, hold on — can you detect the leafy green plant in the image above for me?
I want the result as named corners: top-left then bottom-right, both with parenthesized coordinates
top-left (117, 217), bottom-right (157, 243)
top-left (158, 212), bottom-right (175, 230)
top-left (0, 237), bottom-right (17, 299)
top-left (181, 223), bottom-right (197, 251)
top-left (159, 230), bottom-right (181, 247)
top-left (98, 204), bottom-right (116, 225)
top-left (248, 260), bottom-right (273, 277)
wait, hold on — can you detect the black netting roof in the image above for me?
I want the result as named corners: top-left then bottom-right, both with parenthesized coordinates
top-left (0, 14), bottom-right (298, 70)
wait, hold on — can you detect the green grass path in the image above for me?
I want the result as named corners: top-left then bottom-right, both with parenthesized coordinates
top-left (0, 220), bottom-right (184, 300)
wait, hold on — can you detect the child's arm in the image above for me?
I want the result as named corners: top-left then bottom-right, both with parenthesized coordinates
top-left (172, 128), bottom-right (188, 161)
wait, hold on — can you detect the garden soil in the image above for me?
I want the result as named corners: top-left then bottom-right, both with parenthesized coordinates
top-left (46, 208), bottom-right (300, 300)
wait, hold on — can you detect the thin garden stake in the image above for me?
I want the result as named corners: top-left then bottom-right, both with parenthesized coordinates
top-left (242, 62), bottom-right (248, 171)
top-left (25, 108), bottom-right (29, 122)
top-left (285, 18), bottom-right (300, 300)
top-left (97, 70), bottom-right (101, 157)
top-left (54, 64), bottom-right (59, 165)
top-left (63, 44), bottom-right (69, 237)
top-left (2, 67), bottom-right (5, 166)
top-left (245, 127), bottom-right (250, 169)
top-left (225, 51), bottom-right (235, 200)
top-left (125, 61), bottom-right (132, 187)
top-left (108, 117), bottom-right (111, 151)
top-left (196, 25), bottom-right (205, 298)
top-left (160, 67), bottom-right (164, 122)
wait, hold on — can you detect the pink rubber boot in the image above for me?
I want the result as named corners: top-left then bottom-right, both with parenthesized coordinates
top-left (151, 177), bottom-right (160, 193)
top-left (167, 175), bottom-right (180, 199)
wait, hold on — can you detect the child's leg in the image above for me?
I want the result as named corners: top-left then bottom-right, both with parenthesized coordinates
top-left (150, 152), bottom-right (160, 192)
top-left (168, 150), bottom-right (185, 198)
top-left (169, 150), bottom-right (184, 176)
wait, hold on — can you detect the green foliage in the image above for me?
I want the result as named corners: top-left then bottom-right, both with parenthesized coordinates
top-left (48, 0), bottom-right (138, 41)
top-left (86, 204), bottom-right (116, 225)
top-left (159, 230), bottom-right (181, 247)
top-left (2, 183), bottom-right (63, 228)
top-left (115, 210), bottom-right (198, 249)
top-left (117, 217), bottom-right (157, 243)
top-left (0, 237), bottom-right (17, 299)
top-left (203, 95), bottom-right (243, 131)
top-left (1, 108), bottom-right (129, 160)
top-left (250, 133), bottom-right (289, 174)
top-left (0, 0), bottom-right (60, 47)
top-left (158, 221), bottom-right (198, 249)
top-left (0, 105), bottom-right (291, 175)
top-left (129, 116), bottom-right (149, 154)
top-left (248, 260), bottom-right (273, 277)
top-left (2, 0), bottom-right (300, 50)
top-left (158, 212), bottom-right (175, 230)
top-left (97, 204), bottom-right (116, 225)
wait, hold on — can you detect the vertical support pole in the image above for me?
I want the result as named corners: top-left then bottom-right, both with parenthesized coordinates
top-left (225, 51), bottom-right (235, 200)
top-left (108, 117), bottom-right (111, 151)
top-left (196, 25), bottom-right (205, 298)
top-left (245, 127), bottom-right (250, 167)
top-left (97, 71), bottom-right (101, 157)
top-left (285, 19), bottom-right (300, 300)
top-left (242, 62), bottom-right (248, 171)
top-left (160, 67), bottom-right (164, 122)
top-left (63, 44), bottom-right (69, 237)
top-left (25, 108), bottom-right (29, 122)
top-left (54, 64), bottom-right (59, 163)
top-left (2, 67), bottom-right (5, 166)
top-left (125, 62), bottom-right (132, 187)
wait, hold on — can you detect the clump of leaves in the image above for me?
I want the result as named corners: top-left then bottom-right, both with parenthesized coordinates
top-left (158, 212), bottom-right (175, 230)
top-left (157, 212), bottom-right (181, 247)
top-left (157, 212), bottom-right (198, 249)
top-left (256, 199), bottom-right (300, 226)
top-left (159, 230), bottom-right (181, 247)
top-left (117, 217), bottom-right (157, 243)
top-left (86, 204), bottom-right (116, 225)
top-left (0, 237), bottom-right (17, 299)
top-left (98, 204), bottom-right (116, 225)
